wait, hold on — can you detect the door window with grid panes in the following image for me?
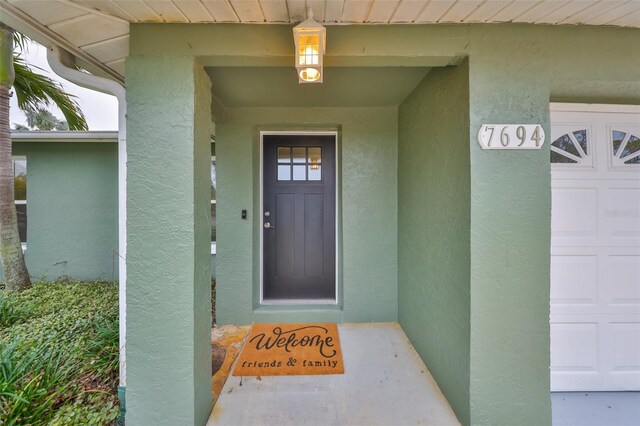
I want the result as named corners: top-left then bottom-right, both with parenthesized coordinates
top-left (276, 146), bottom-right (322, 181)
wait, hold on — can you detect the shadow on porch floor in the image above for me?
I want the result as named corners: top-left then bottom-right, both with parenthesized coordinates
top-left (208, 322), bottom-right (460, 425)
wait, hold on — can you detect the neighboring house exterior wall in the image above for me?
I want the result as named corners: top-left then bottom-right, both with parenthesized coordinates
top-left (3, 138), bottom-right (217, 282)
top-left (4, 141), bottom-right (118, 281)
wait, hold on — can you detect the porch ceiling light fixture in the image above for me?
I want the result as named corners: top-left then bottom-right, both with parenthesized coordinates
top-left (293, 9), bottom-right (325, 84)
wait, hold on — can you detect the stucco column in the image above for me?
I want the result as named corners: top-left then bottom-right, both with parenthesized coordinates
top-left (125, 56), bottom-right (212, 425)
top-left (467, 27), bottom-right (552, 425)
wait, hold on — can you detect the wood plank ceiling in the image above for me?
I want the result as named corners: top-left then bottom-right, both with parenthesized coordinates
top-left (2, 0), bottom-right (640, 79)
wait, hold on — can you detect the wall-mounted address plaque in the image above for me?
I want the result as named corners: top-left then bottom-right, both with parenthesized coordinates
top-left (477, 124), bottom-right (546, 150)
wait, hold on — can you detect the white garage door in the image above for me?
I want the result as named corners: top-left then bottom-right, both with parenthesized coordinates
top-left (550, 104), bottom-right (640, 392)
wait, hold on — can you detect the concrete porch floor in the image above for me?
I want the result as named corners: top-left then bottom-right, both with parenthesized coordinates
top-left (207, 322), bottom-right (460, 425)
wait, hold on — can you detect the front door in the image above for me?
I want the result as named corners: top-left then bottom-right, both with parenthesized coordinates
top-left (262, 134), bottom-right (336, 300)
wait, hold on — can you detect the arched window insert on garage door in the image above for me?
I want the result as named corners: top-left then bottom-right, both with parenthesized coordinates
top-left (612, 130), bottom-right (640, 165)
top-left (550, 129), bottom-right (589, 164)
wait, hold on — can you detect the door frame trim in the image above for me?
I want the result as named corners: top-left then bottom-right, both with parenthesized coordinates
top-left (259, 130), bottom-right (340, 305)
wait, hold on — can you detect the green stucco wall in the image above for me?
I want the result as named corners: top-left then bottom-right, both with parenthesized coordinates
top-left (9, 142), bottom-right (118, 281)
top-left (466, 26), bottom-right (554, 425)
top-left (215, 107), bottom-right (398, 325)
top-left (125, 56), bottom-right (212, 425)
top-left (398, 62), bottom-right (471, 425)
top-left (131, 23), bottom-right (639, 105)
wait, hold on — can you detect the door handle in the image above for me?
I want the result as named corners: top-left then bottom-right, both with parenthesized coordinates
top-left (264, 222), bottom-right (275, 229)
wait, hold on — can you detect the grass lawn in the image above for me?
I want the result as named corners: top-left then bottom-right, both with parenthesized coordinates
top-left (0, 281), bottom-right (120, 425)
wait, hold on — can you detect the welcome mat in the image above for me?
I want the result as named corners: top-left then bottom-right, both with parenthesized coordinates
top-left (233, 323), bottom-right (344, 376)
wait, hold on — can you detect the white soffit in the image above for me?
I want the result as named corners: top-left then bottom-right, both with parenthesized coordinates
top-left (1, 0), bottom-right (639, 80)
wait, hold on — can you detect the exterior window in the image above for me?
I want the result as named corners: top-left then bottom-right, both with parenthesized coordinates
top-left (13, 157), bottom-right (27, 245)
top-left (276, 146), bottom-right (322, 181)
top-left (612, 130), bottom-right (640, 165)
top-left (211, 157), bottom-right (216, 254)
top-left (550, 130), bottom-right (590, 165)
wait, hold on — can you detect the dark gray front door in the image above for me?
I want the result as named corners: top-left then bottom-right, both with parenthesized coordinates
top-left (263, 135), bottom-right (336, 300)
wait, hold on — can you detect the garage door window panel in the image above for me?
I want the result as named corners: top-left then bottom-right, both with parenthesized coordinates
top-left (551, 128), bottom-right (591, 166)
top-left (612, 130), bottom-right (640, 165)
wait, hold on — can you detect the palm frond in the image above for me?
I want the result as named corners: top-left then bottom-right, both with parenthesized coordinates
top-left (12, 32), bottom-right (28, 56)
top-left (12, 56), bottom-right (87, 131)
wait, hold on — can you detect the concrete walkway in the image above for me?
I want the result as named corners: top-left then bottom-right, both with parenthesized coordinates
top-left (208, 323), bottom-right (460, 426)
top-left (552, 392), bottom-right (640, 426)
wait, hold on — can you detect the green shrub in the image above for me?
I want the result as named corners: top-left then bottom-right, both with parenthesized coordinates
top-left (49, 393), bottom-right (119, 426)
top-left (0, 281), bottom-right (119, 425)
top-left (86, 316), bottom-right (119, 386)
top-left (0, 292), bottom-right (30, 327)
top-left (0, 340), bottom-right (74, 425)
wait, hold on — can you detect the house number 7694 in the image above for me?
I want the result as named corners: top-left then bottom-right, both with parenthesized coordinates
top-left (477, 124), bottom-right (546, 150)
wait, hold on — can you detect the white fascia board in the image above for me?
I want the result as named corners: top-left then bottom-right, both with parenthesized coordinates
top-left (11, 131), bottom-right (118, 143)
top-left (550, 103), bottom-right (640, 114)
